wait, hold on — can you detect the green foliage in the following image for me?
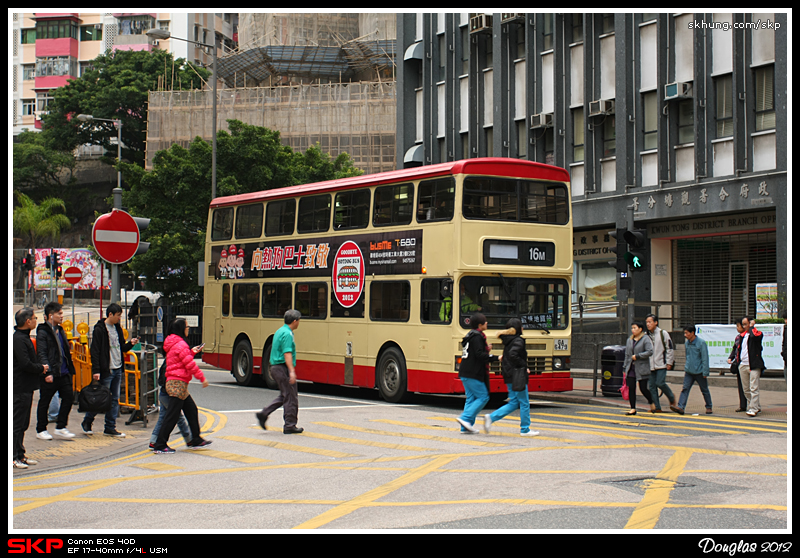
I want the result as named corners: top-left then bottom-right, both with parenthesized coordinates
top-left (13, 131), bottom-right (76, 192)
top-left (12, 192), bottom-right (71, 249)
top-left (119, 120), bottom-right (363, 302)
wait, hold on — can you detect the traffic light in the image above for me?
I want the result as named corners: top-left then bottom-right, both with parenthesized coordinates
top-left (623, 228), bottom-right (648, 272)
top-left (132, 217), bottom-right (151, 256)
top-left (608, 228), bottom-right (628, 273)
top-left (21, 251), bottom-right (34, 271)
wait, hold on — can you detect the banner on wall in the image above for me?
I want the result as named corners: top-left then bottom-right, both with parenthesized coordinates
top-left (695, 324), bottom-right (785, 371)
top-left (34, 248), bottom-right (108, 290)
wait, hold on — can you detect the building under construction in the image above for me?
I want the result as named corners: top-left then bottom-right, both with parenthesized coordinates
top-left (145, 13), bottom-right (397, 176)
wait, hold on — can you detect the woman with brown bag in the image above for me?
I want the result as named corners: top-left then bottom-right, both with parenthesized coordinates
top-left (152, 318), bottom-right (211, 454)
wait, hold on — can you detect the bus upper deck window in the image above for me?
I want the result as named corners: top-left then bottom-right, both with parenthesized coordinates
top-left (211, 208), bottom-right (233, 241)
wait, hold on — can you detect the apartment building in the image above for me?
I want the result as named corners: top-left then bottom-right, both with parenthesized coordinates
top-left (397, 13), bottom-right (788, 327)
top-left (11, 12), bottom-right (237, 135)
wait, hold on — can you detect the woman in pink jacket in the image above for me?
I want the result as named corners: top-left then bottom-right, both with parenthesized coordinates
top-left (152, 318), bottom-right (211, 454)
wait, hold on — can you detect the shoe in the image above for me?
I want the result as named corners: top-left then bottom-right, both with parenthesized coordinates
top-left (652, 409), bottom-right (664, 413)
top-left (149, 443), bottom-right (155, 449)
top-left (626, 410), bottom-right (637, 416)
top-left (483, 414), bottom-right (493, 434)
top-left (187, 439), bottom-right (213, 449)
top-left (104, 429), bottom-right (126, 438)
top-left (153, 446), bottom-right (175, 454)
top-left (670, 405), bottom-right (684, 415)
top-left (283, 426), bottom-right (304, 434)
top-left (746, 410), bottom-right (757, 417)
top-left (22, 457), bottom-right (38, 465)
top-left (36, 430), bottom-right (53, 440)
top-left (520, 431), bottom-right (540, 437)
top-left (13, 460), bottom-right (28, 469)
top-left (456, 417), bottom-right (479, 434)
top-left (81, 421), bottom-right (93, 435)
top-left (706, 408), bottom-right (713, 414)
top-left (256, 412), bottom-right (267, 430)
top-left (55, 428), bottom-right (76, 438)
top-left (735, 408), bottom-right (745, 412)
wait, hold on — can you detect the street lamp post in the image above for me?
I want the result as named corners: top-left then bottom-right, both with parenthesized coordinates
top-left (76, 114), bottom-right (124, 304)
top-left (146, 28), bottom-right (218, 200)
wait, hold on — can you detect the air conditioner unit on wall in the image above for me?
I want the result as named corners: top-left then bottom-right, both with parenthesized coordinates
top-left (470, 14), bottom-right (493, 34)
top-left (589, 99), bottom-right (615, 116)
top-left (501, 13), bottom-right (525, 24)
top-left (531, 113), bottom-right (554, 129)
top-left (664, 81), bottom-right (693, 101)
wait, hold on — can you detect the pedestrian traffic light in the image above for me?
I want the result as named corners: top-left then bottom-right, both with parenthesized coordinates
top-left (132, 217), bottom-right (151, 256)
top-left (21, 251), bottom-right (34, 271)
top-left (623, 228), bottom-right (647, 272)
top-left (56, 264), bottom-right (63, 279)
top-left (608, 228), bottom-right (628, 273)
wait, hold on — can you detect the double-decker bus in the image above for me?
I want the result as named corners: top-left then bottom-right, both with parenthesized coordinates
top-left (201, 157), bottom-right (572, 402)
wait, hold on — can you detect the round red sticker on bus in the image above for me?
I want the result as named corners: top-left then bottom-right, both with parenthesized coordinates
top-left (332, 240), bottom-right (365, 308)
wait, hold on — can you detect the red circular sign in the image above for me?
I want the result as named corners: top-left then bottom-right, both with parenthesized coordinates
top-left (332, 240), bottom-right (365, 308)
top-left (63, 266), bottom-right (83, 285)
top-left (92, 210), bottom-right (140, 264)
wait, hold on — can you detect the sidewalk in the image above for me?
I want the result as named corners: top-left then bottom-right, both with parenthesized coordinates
top-left (13, 364), bottom-right (787, 477)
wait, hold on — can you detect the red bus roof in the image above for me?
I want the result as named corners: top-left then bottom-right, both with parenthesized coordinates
top-left (210, 157), bottom-right (570, 208)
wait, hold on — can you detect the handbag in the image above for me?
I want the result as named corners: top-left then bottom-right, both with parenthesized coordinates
top-left (165, 379), bottom-right (189, 400)
top-left (78, 380), bottom-right (112, 413)
top-left (619, 381), bottom-right (630, 401)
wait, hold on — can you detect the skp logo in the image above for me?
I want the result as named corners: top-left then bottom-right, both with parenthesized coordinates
top-left (8, 539), bottom-right (64, 554)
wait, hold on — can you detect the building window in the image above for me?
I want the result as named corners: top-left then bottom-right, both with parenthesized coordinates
top-left (80, 25), bottom-right (102, 41)
top-left (678, 100), bottom-right (694, 145)
top-left (571, 14), bottom-right (583, 43)
top-left (603, 115), bottom-right (616, 157)
top-left (21, 29), bottom-right (36, 44)
top-left (573, 108), bottom-right (585, 162)
top-left (22, 99), bottom-right (35, 116)
top-left (22, 65), bottom-right (35, 80)
top-left (36, 19), bottom-right (78, 40)
top-left (755, 65), bottom-right (775, 131)
top-left (542, 14), bottom-right (554, 51)
top-left (36, 93), bottom-right (53, 112)
top-left (118, 15), bottom-right (154, 36)
top-left (36, 57), bottom-right (78, 78)
top-left (715, 75), bottom-right (733, 138)
top-left (643, 92), bottom-right (658, 150)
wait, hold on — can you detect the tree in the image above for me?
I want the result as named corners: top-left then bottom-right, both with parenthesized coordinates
top-left (119, 120), bottom-right (362, 302)
top-left (41, 49), bottom-right (209, 166)
top-left (13, 131), bottom-right (76, 193)
top-left (13, 192), bottom-right (71, 249)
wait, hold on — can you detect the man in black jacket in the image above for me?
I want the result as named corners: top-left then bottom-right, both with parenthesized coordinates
top-left (83, 303), bottom-right (138, 437)
top-left (13, 308), bottom-right (48, 468)
top-left (35, 302), bottom-right (76, 440)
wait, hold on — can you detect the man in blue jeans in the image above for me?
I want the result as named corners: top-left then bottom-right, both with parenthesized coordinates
top-left (671, 325), bottom-right (712, 415)
top-left (84, 304), bottom-right (138, 437)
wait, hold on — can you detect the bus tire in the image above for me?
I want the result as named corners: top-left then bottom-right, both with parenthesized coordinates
top-left (261, 341), bottom-right (278, 390)
top-left (232, 340), bottom-right (256, 386)
top-left (377, 347), bottom-right (410, 403)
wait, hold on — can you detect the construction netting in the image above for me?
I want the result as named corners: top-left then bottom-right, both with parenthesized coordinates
top-left (145, 81), bottom-right (397, 176)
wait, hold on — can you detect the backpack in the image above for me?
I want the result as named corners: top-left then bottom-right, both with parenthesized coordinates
top-left (77, 380), bottom-right (112, 413)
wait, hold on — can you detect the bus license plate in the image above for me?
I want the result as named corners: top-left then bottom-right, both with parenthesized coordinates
top-left (554, 339), bottom-right (569, 352)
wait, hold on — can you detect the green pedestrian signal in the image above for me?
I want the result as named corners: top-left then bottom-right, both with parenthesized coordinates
top-left (623, 229), bottom-right (647, 272)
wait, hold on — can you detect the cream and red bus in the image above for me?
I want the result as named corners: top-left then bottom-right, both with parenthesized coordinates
top-left (201, 157), bottom-right (573, 402)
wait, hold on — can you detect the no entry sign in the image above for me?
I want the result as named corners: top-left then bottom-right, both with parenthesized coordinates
top-left (63, 266), bottom-right (83, 285)
top-left (92, 209), bottom-right (140, 264)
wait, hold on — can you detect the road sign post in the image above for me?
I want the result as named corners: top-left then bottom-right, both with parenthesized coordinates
top-left (92, 206), bottom-right (140, 304)
top-left (63, 266), bottom-right (83, 333)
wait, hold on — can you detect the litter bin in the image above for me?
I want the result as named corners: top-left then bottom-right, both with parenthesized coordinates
top-left (601, 345), bottom-right (627, 397)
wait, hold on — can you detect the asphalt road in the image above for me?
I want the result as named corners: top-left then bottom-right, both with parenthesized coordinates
top-left (12, 366), bottom-right (788, 534)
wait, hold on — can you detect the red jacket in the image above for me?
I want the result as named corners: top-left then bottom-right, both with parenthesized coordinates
top-left (163, 334), bottom-right (206, 384)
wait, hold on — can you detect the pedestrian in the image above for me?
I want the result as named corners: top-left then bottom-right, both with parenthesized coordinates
top-left (726, 319), bottom-right (749, 412)
top-left (13, 308), bottom-right (47, 468)
top-left (483, 318), bottom-right (538, 437)
top-left (83, 303), bottom-right (138, 438)
top-left (256, 310), bottom-right (304, 434)
top-left (455, 313), bottom-right (499, 433)
top-left (622, 322), bottom-right (654, 415)
top-left (35, 302), bottom-right (76, 439)
top-left (149, 359), bottom-right (193, 450)
top-left (152, 318), bottom-right (211, 454)
top-left (671, 325), bottom-right (712, 415)
top-left (738, 316), bottom-right (764, 417)
top-left (645, 314), bottom-right (676, 413)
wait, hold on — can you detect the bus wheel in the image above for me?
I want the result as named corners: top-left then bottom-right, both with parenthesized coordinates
top-left (377, 347), bottom-right (410, 403)
top-left (261, 341), bottom-right (278, 390)
top-left (232, 341), bottom-right (256, 386)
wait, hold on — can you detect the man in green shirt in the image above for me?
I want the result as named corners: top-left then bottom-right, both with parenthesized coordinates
top-left (256, 310), bottom-right (304, 434)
